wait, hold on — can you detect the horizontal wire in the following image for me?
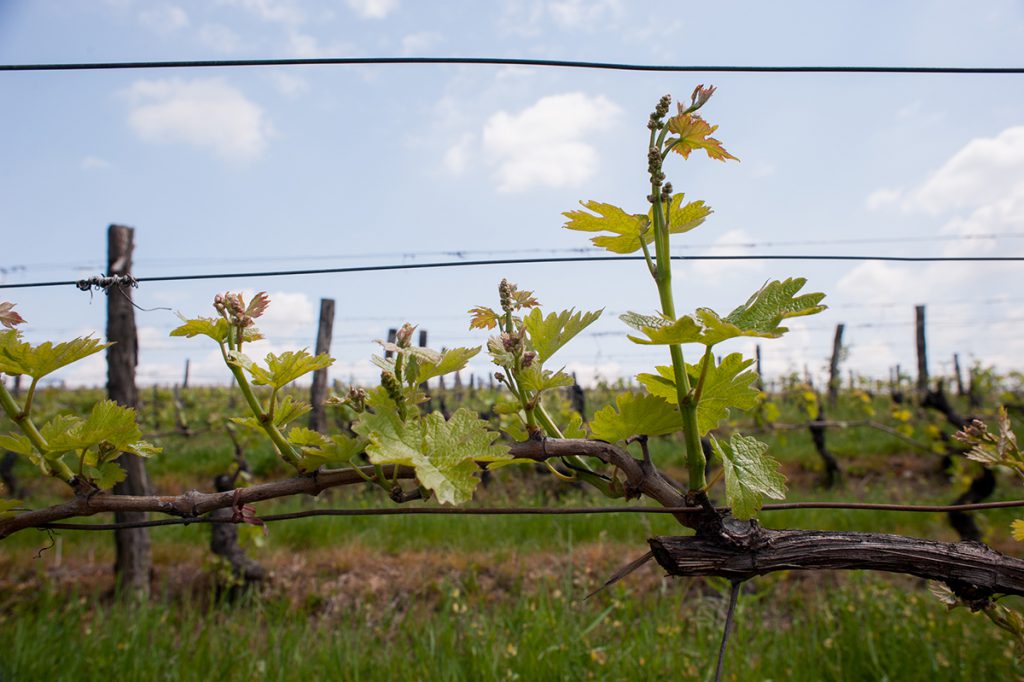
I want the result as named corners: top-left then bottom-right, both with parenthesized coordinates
top-left (1, 254), bottom-right (1021, 291)
top-left (8, 232), bottom-right (1023, 274)
top-left (31, 499), bottom-right (1024, 532)
top-left (3, 57), bottom-right (1024, 74)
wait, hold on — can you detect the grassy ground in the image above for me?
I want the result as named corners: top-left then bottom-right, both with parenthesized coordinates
top-left (2, 386), bottom-right (1023, 680)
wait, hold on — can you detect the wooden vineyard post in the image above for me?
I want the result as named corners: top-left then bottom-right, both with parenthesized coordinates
top-left (308, 298), bottom-right (335, 434)
top-left (953, 353), bottom-right (965, 397)
top-left (754, 344), bottom-right (763, 390)
top-left (106, 224), bottom-right (153, 599)
top-left (827, 323), bottom-right (844, 407)
top-left (915, 304), bottom-right (928, 396)
top-left (418, 329), bottom-right (432, 412)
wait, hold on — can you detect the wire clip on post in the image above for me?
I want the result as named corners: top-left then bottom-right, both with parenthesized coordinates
top-left (75, 274), bottom-right (138, 293)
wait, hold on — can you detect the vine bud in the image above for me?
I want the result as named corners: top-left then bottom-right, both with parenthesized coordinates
top-left (499, 278), bottom-right (515, 313)
top-left (381, 370), bottom-right (405, 406)
top-left (345, 386), bottom-right (368, 413)
top-left (521, 351), bottom-right (537, 368)
top-left (395, 323), bottom-right (415, 349)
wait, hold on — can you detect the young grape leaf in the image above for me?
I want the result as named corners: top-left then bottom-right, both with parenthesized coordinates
top-left (413, 347), bottom-right (481, 384)
top-left (624, 314), bottom-right (703, 346)
top-left (700, 278), bottom-right (826, 344)
top-left (228, 350), bottom-right (332, 389)
top-left (564, 411), bottom-right (588, 439)
top-left (636, 353), bottom-right (759, 435)
top-left (468, 306), bottom-right (501, 330)
top-left (86, 462), bottom-right (127, 490)
top-left (170, 315), bottom-right (264, 344)
top-left (563, 201), bottom-right (651, 254)
top-left (517, 366), bottom-right (574, 393)
top-left (661, 194), bottom-right (712, 235)
top-left (0, 302), bottom-right (25, 329)
top-left (354, 391), bottom-right (509, 505)
top-left (666, 112), bottom-right (738, 162)
top-left (232, 395), bottom-right (311, 431)
top-left (44, 401), bottom-right (159, 460)
top-left (0, 433), bottom-right (35, 458)
top-left (619, 311), bottom-right (670, 332)
top-left (523, 307), bottom-right (603, 364)
top-left (625, 279), bottom-right (825, 347)
top-left (286, 427), bottom-right (367, 469)
top-left (590, 392), bottom-right (680, 443)
top-left (711, 434), bottom-right (786, 520)
top-left (0, 336), bottom-right (111, 380)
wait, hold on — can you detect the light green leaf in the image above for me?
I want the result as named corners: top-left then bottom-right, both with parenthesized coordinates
top-left (0, 433), bottom-right (35, 457)
top-left (636, 353), bottom-right (759, 435)
top-left (562, 201), bottom-right (651, 254)
top-left (563, 411), bottom-right (587, 439)
top-left (232, 395), bottom-right (311, 431)
top-left (38, 401), bottom-right (159, 461)
top-left (625, 314), bottom-right (704, 346)
top-left (711, 434), bottom-right (786, 520)
top-left (87, 461), bottom-right (128, 490)
top-left (517, 366), bottom-right (574, 393)
top-left (661, 194), bottom-right (713, 235)
top-left (590, 392), bottom-right (680, 443)
top-left (169, 315), bottom-right (264, 344)
top-left (619, 311), bottom-right (669, 332)
top-left (0, 498), bottom-right (21, 519)
top-left (414, 347), bottom-right (480, 384)
top-left (354, 394), bottom-right (509, 505)
top-left (523, 307), bottom-right (602, 364)
top-left (227, 349), bottom-right (333, 388)
top-left (352, 388), bottom-right (422, 467)
top-left (286, 427), bottom-right (366, 469)
top-left (625, 279), bottom-right (826, 347)
top-left (0, 336), bottom-right (111, 380)
top-left (418, 409), bottom-right (510, 505)
top-left (701, 278), bottom-right (827, 344)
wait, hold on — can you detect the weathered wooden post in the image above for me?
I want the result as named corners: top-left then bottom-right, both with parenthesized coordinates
top-left (181, 358), bottom-right (190, 389)
top-left (106, 224), bottom-right (152, 598)
top-left (953, 353), bottom-right (965, 397)
top-left (827, 323), bottom-right (844, 407)
top-left (754, 344), bottom-right (763, 390)
top-left (915, 305), bottom-right (928, 395)
top-left (309, 298), bottom-right (335, 433)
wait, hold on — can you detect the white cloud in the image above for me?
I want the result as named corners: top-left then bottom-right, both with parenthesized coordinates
top-left (477, 92), bottom-right (620, 192)
top-left (686, 228), bottom-right (762, 280)
top-left (283, 30), bottom-right (352, 58)
top-left (901, 126), bottom-right (1024, 215)
top-left (401, 31), bottom-right (441, 54)
top-left (268, 71), bottom-right (309, 97)
top-left (547, 0), bottom-right (622, 28)
top-left (501, 0), bottom-right (622, 35)
top-left (222, 0), bottom-right (305, 25)
top-left (346, 0), bottom-right (399, 19)
top-left (199, 23), bottom-right (242, 53)
top-left (124, 78), bottom-right (273, 162)
top-left (139, 4), bottom-right (189, 32)
top-left (865, 187), bottom-right (903, 210)
top-left (444, 133), bottom-right (475, 174)
top-left (80, 156), bottom-right (111, 171)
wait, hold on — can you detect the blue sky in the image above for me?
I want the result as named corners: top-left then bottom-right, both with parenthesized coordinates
top-left (1, 0), bottom-right (1023, 388)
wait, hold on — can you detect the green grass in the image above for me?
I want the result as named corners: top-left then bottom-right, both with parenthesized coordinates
top-left (1, 573), bottom-right (1018, 681)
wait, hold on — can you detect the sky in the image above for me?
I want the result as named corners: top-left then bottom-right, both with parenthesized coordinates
top-left (0, 0), bottom-right (1023, 389)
